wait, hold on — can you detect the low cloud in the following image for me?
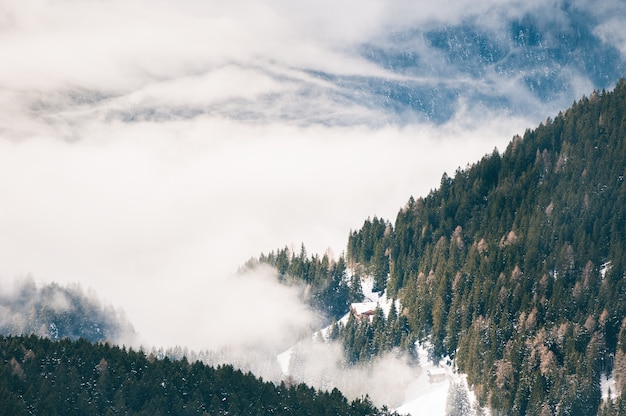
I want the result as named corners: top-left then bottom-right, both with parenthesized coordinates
top-left (0, 277), bottom-right (136, 344)
top-left (155, 264), bottom-right (319, 352)
top-left (2, 2), bottom-right (624, 412)
top-left (0, 0), bottom-right (624, 371)
top-left (283, 338), bottom-right (422, 409)
top-left (1, 0), bottom-right (623, 138)
top-left (0, 107), bottom-right (531, 351)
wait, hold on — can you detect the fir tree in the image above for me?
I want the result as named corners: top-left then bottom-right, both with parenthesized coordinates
top-left (446, 381), bottom-right (472, 416)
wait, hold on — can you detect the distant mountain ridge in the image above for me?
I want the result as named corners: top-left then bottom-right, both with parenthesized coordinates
top-left (0, 280), bottom-right (135, 344)
top-left (70, 2), bottom-right (626, 128)
top-left (349, 4), bottom-right (625, 123)
top-left (284, 2), bottom-right (626, 126)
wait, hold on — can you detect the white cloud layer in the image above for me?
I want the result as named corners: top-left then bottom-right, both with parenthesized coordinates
top-left (0, 112), bottom-right (527, 349)
top-left (0, 0), bottom-right (623, 355)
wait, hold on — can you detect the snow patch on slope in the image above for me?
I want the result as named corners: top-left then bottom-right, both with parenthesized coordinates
top-left (277, 348), bottom-right (293, 376)
top-left (602, 372), bottom-right (619, 401)
top-left (277, 272), bottom-right (483, 414)
top-left (395, 343), bottom-right (478, 415)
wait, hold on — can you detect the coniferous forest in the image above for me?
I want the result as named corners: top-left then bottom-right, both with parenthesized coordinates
top-left (254, 79), bottom-right (626, 415)
top-left (247, 247), bottom-right (364, 321)
top-left (345, 80), bottom-right (626, 415)
top-left (0, 335), bottom-right (397, 416)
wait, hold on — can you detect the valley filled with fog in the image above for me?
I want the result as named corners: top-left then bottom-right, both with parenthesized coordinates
top-left (1, 0), bottom-right (626, 412)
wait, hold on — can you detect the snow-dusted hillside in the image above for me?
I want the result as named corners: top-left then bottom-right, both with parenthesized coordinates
top-left (277, 273), bottom-right (480, 415)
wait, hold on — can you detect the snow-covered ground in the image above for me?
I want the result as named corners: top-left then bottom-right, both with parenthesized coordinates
top-left (278, 274), bottom-right (478, 415)
top-left (277, 348), bottom-right (293, 376)
top-left (602, 372), bottom-right (618, 402)
top-left (396, 379), bottom-right (449, 415)
top-left (360, 276), bottom-right (473, 414)
top-left (394, 342), bottom-right (476, 415)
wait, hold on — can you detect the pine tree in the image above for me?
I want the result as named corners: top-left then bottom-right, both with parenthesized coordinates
top-left (446, 381), bottom-right (472, 416)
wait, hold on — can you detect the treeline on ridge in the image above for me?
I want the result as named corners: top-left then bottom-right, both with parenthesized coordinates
top-left (0, 280), bottom-right (134, 344)
top-left (246, 246), bottom-right (364, 321)
top-left (0, 335), bottom-right (399, 416)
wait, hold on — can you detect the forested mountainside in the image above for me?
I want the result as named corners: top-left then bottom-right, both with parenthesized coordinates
top-left (0, 335), bottom-right (398, 416)
top-left (255, 79), bottom-right (626, 415)
top-left (347, 80), bottom-right (626, 415)
top-left (0, 281), bottom-right (134, 344)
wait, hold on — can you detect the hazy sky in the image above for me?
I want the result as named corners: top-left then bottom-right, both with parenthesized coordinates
top-left (1, 0), bottom-right (624, 350)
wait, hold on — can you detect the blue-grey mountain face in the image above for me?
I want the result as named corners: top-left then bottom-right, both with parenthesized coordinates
top-left (3, 1), bottom-right (625, 133)
top-left (109, 2), bottom-right (623, 127)
top-left (346, 6), bottom-right (626, 123)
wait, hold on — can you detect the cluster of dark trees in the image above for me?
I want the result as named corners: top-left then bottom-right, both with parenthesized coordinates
top-left (248, 246), bottom-right (364, 321)
top-left (347, 217), bottom-right (392, 293)
top-left (344, 80), bottom-right (626, 414)
top-left (327, 303), bottom-right (415, 365)
top-left (0, 335), bottom-right (400, 416)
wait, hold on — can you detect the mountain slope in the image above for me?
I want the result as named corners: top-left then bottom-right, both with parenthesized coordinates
top-left (344, 79), bottom-right (626, 414)
top-left (0, 335), bottom-right (398, 416)
top-left (350, 3), bottom-right (626, 123)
